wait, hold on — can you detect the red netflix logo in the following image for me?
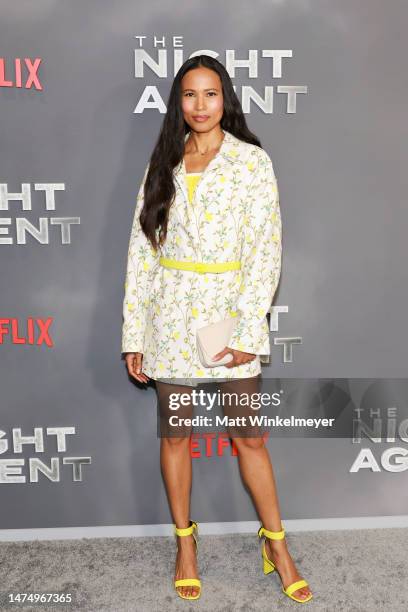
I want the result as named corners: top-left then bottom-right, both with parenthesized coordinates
top-left (190, 432), bottom-right (269, 458)
top-left (0, 318), bottom-right (53, 346)
top-left (0, 58), bottom-right (42, 90)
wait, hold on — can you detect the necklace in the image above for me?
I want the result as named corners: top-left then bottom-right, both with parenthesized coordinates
top-left (187, 133), bottom-right (225, 156)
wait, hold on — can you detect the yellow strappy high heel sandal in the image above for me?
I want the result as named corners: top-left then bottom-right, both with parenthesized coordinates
top-left (258, 524), bottom-right (313, 603)
top-left (173, 520), bottom-right (201, 600)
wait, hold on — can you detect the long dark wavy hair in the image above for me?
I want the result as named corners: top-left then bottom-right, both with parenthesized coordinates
top-left (140, 54), bottom-right (262, 251)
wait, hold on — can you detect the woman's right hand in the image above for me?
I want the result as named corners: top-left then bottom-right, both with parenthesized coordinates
top-left (125, 352), bottom-right (150, 384)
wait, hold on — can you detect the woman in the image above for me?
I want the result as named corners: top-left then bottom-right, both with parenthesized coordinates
top-left (122, 55), bottom-right (313, 603)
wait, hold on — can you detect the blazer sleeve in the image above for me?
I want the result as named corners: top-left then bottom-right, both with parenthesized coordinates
top-left (227, 148), bottom-right (282, 356)
top-left (121, 163), bottom-right (160, 354)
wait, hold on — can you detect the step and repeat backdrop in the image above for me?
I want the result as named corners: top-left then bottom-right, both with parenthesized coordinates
top-left (1, 1), bottom-right (407, 530)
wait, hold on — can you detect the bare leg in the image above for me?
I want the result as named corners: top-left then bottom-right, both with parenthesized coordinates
top-left (219, 376), bottom-right (312, 601)
top-left (156, 381), bottom-right (200, 599)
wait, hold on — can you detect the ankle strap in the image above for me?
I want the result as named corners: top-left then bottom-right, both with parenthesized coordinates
top-left (174, 520), bottom-right (198, 537)
top-left (258, 524), bottom-right (285, 540)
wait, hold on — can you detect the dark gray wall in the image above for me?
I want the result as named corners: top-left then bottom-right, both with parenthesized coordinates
top-left (1, 0), bottom-right (407, 529)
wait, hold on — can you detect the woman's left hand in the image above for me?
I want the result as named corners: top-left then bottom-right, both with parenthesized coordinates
top-left (212, 346), bottom-right (256, 368)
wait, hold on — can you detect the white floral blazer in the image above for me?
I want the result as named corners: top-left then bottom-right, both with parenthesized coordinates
top-left (122, 128), bottom-right (282, 381)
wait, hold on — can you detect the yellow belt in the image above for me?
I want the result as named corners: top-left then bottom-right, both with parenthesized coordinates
top-left (159, 257), bottom-right (241, 274)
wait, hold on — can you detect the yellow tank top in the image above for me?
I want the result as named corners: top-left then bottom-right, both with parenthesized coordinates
top-left (185, 173), bottom-right (202, 203)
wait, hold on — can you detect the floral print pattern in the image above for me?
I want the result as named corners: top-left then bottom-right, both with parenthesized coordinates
top-left (122, 129), bottom-right (282, 382)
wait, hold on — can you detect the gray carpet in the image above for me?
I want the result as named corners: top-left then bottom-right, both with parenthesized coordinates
top-left (1, 528), bottom-right (406, 611)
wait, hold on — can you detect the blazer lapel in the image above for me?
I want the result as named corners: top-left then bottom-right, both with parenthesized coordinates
top-left (172, 129), bottom-right (243, 246)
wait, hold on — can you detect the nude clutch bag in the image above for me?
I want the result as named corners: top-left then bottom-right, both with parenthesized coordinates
top-left (196, 316), bottom-right (240, 368)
